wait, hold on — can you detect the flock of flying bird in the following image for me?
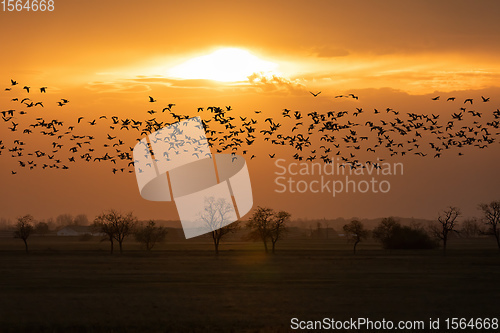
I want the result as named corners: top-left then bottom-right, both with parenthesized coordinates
top-left (1, 78), bottom-right (499, 175)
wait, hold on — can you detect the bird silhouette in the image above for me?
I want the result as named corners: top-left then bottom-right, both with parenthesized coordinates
top-left (4, 80), bottom-right (500, 175)
top-left (309, 91), bottom-right (321, 97)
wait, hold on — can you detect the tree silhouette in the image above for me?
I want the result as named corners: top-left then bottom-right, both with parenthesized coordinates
top-left (199, 197), bottom-right (239, 255)
top-left (270, 211), bottom-right (290, 253)
top-left (431, 206), bottom-right (460, 253)
top-left (34, 221), bottom-right (50, 236)
top-left (56, 214), bottom-right (73, 227)
top-left (93, 216), bottom-right (115, 254)
top-left (93, 210), bottom-right (137, 254)
top-left (74, 214), bottom-right (89, 226)
top-left (134, 220), bottom-right (168, 251)
top-left (478, 201), bottom-right (500, 249)
top-left (246, 207), bottom-right (274, 253)
top-left (13, 215), bottom-right (35, 253)
top-left (373, 217), bottom-right (436, 250)
top-left (246, 207), bottom-right (290, 254)
top-left (460, 218), bottom-right (483, 238)
top-left (372, 217), bottom-right (400, 248)
top-left (342, 220), bottom-right (368, 254)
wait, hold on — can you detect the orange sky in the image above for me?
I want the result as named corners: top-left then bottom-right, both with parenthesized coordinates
top-left (1, 0), bottom-right (500, 223)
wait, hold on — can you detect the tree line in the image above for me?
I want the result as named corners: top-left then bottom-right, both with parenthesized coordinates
top-left (1, 213), bottom-right (90, 235)
top-left (10, 199), bottom-right (500, 255)
top-left (10, 205), bottom-right (292, 255)
top-left (342, 201), bottom-right (500, 254)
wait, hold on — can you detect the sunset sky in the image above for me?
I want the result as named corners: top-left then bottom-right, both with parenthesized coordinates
top-left (1, 0), bottom-right (500, 224)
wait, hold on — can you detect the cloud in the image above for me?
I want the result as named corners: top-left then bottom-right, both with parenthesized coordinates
top-left (85, 73), bottom-right (308, 94)
top-left (85, 80), bottom-right (153, 93)
top-left (364, 69), bottom-right (500, 93)
top-left (86, 76), bottom-right (256, 93)
top-left (247, 72), bottom-right (306, 93)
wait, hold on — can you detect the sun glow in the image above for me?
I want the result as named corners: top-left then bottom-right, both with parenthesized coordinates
top-left (167, 48), bottom-right (279, 82)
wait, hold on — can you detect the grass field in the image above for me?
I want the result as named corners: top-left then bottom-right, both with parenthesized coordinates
top-left (0, 236), bottom-right (499, 332)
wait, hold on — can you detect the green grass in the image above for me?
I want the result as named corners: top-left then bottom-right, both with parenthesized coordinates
top-left (0, 237), bottom-right (499, 332)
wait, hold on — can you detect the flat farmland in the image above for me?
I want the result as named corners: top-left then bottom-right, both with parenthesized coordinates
top-left (0, 236), bottom-right (499, 332)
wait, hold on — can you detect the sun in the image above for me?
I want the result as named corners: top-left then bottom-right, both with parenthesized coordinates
top-left (167, 48), bottom-right (278, 82)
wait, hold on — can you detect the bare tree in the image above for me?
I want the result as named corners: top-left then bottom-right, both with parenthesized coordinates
top-left (431, 206), bottom-right (460, 253)
top-left (246, 207), bottom-right (290, 254)
top-left (478, 201), bottom-right (500, 249)
top-left (45, 217), bottom-right (56, 231)
top-left (200, 197), bottom-right (240, 255)
top-left (113, 212), bottom-right (137, 254)
top-left (246, 207), bottom-right (275, 253)
top-left (134, 220), bottom-right (168, 251)
top-left (373, 217), bottom-right (400, 248)
top-left (14, 215), bottom-right (35, 253)
top-left (93, 210), bottom-right (137, 254)
top-left (342, 220), bottom-right (368, 254)
top-left (460, 218), bottom-right (483, 238)
top-left (93, 215), bottom-right (115, 254)
top-left (34, 221), bottom-right (50, 236)
top-left (56, 213), bottom-right (73, 227)
top-left (409, 219), bottom-right (425, 231)
top-left (74, 214), bottom-right (89, 226)
top-left (270, 211), bottom-right (290, 253)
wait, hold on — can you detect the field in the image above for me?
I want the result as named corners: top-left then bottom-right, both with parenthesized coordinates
top-left (0, 236), bottom-right (499, 332)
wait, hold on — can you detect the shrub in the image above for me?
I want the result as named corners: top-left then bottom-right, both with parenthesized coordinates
top-left (134, 220), bottom-right (167, 251)
top-left (374, 218), bottom-right (437, 249)
top-left (385, 225), bottom-right (438, 249)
